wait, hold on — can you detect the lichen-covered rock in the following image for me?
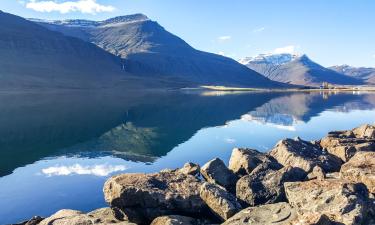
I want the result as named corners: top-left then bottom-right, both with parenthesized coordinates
top-left (178, 162), bottom-right (200, 176)
top-left (340, 151), bottom-right (375, 193)
top-left (306, 165), bottom-right (325, 181)
top-left (103, 171), bottom-right (205, 223)
top-left (236, 165), bottom-right (306, 207)
top-left (228, 148), bottom-right (276, 176)
top-left (269, 137), bottom-right (342, 173)
top-left (150, 215), bottom-right (199, 225)
top-left (320, 125), bottom-right (375, 162)
top-left (284, 179), bottom-right (369, 225)
top-left (352, 124), bottom-right (375, 139)
top-left (199, 182), bottom-right (241, 221)
top-left (289, 213), bottom-right (333, 225)
top-left (221, 202), bottom-right (297, 225)
top-left (200, 158), bottom-right (237, 192)
top-left (14, 216), bottom-right (44, 225)
top-left (37, 208), bottom-right (136, 225)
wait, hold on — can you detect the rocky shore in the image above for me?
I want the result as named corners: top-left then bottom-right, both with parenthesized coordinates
top-left (16, 124), bottom-right (375, 225)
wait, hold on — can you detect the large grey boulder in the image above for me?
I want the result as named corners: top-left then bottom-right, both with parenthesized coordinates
top-left (14, 216), bottom-right (44, 225)
top-left (37, 208), bottom-right (136, 225)
top-left (236, 165), bottom-right (306, 207)
top-left (284, 179), bottom-right (370, 225)
top-left (221, 202), bottom-right (297, 225)
top-left (200, 158), bottom-right (237, 192)
top-left (199, 182), bottom-right (241, 221)
top-left (269, 137), bottom-right (342, 173)
top-left (228, 148), bottom-right (278, 176)
top-left (150, 215), bottom-right (199, 225)
top-left (320, 125), bottom-right (375, 162)
top-left (103, 171), bottom-right (205, 223)
top-left (340, 151), bottom-right (375, 193)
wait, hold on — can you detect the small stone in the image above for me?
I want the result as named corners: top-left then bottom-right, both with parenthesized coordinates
top-left (179, 162), bottom-right (200, 176)
top-left (307, 166), bottom-right (325, 181)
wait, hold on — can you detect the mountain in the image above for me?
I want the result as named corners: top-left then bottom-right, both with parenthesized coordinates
top-left (329, 65), bottom-right (375, 84)
top-left (30, 14), bottom-right (283, 88)
top-left (0, 10), bottom-right (130, 89)
top-left (239, 53), bottom-right (363, 87)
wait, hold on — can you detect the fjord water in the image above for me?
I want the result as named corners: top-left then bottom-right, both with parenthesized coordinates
top-left (1, 90), bottom-right (375, 224)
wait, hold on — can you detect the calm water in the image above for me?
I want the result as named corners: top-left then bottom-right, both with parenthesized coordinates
top-left (1, 90), bottom-right (375, 224)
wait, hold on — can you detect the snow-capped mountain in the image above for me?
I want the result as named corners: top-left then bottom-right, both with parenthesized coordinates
top-left (239, 53), bottom-right (363, 86)
top-left (239, 53), bottom-right (299, 66)
top-left (29, 14), bottom-right (150, 27)
top-left (329, 65), bottom-right (375, 84)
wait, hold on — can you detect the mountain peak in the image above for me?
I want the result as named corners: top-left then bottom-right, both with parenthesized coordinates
top-left (102, 14), bottom-right (149, 25)
top-left (239, 53), bottom-right (300, 66)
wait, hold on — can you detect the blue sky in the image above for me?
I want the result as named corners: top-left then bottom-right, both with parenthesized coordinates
top-left (1, 0), bottom-right (375, 67)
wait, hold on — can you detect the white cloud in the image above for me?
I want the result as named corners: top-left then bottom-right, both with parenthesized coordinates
top-left (373, 54), bottom-right (375, 59)
top-left (273, 45), bottom-right (297, 54)
top-left (42, 164), bottom-right (127, 176)
top-left (25, 0), bottom-right (115, 14)
top-left (217, 35), bottom-right (231, 42)
top-left (253, 27), bottom-right (265, 33)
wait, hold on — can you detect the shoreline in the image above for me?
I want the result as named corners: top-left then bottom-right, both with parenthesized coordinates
top-left (15, 124), bottom-right (375, 225)
top-left (199, 85), bottom-right (375, 93)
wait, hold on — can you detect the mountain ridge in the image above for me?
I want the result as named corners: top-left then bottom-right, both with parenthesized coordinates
top-left (239, 53), bottom-right (363, 86)
top-left (30, 14), bottom-right (286, 88)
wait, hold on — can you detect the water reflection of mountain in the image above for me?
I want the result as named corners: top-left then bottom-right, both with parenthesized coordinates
top-left (246, 92), bottom-right (375, 126)
top-left (0, 91), bottom-right (280, 176)
top-left (1, 91), bottom-right (375, 177)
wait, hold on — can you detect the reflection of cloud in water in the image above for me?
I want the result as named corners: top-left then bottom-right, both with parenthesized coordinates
top-left (224, 138), bottom-right (236, 144)
top-left (41, 164), bottom-right (127, 177)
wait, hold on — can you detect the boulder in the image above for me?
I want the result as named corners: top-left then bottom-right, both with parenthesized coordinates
top-left (269, 137), bottom-right (342, 173)
top-left (352, 124), bottom-right (375, 138)
top-left (14, 216), bottom-right (44, 225)
top-left (228, 148), bottom-right (277, 176)
top-left (37, 209), bottom-right (136, 225)
top-left (179, 162), bottom-right (200, 176)
top-left (221, 202), bottom-right (297, 225)
top-left (320, 125), bottom-right (375, 162)
top-left (306, 166), bottom-right (325, 181)
top-left (236, 165), bottom-right (306, 207)
top-left (150, 215), bottom-right (199, 225)
top-left (289, 213), bottom-right (333, 225)
top-left (340, 151), bottom-right (375, 193)
top-left (200, 158), bottom-right (237, 192)
top-left (103, 171), bottom-right (206, 223)
top-left (284, 179), bottom-right (369, 225)
top-left (199, 182), bottom-right (241, 221)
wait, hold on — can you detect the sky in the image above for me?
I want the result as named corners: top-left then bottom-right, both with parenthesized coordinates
top-left (1, 0), bottom-right (375, 67)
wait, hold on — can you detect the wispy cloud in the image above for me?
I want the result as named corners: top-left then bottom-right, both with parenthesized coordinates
top-left (253, 27), bottom-right (265, 33)
top-left (41, 164), bottom-right (127, 176)
top-left (273, 45), bottom-right (297, 54)
top-left (217, 35), bottom-right (231, 42)
top-left (25, 0), bottom-right (115, 14)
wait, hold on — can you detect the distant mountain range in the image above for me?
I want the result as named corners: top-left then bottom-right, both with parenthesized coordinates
top-left (239, 53), bottom-right (364, 87)
top-left (27, 14), bottom-right (282, 88)
top-left (329, 65), bottom-right (375, 85)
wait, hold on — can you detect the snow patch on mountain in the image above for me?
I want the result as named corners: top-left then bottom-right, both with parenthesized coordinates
top-left (239, 53), bottom-right (300, 66)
